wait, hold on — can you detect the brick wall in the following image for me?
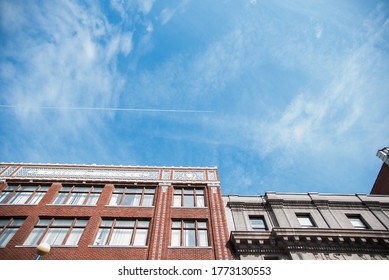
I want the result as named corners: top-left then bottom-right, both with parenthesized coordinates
top-left (0, 180), bottom-right (233, 260)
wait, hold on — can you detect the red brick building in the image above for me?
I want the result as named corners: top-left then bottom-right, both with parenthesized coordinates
top-left (371, 147), bottom-right (389, 195)
top-left (0, 163), bottom-right (232, 260)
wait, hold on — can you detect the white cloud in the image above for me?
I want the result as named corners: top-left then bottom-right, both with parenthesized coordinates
top-left (159, 0), bottom-right (191, 25)
top-left (138, 0), bottom-right (154, 15)
top-left (160, 8), bottom-right (176, 25)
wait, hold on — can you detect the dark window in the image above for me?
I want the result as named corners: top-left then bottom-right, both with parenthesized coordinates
top-left (347, 215), bottom-right (368, 229)
top-left (296, 214), bottom-right (316, 228)
top-left (249, 216), bottom-right (267, 231)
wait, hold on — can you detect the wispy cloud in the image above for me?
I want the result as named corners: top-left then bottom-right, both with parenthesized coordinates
top-left (159, 0), bottom-right (191, 25)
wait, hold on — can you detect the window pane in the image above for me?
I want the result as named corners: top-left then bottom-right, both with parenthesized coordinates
top-left (348, 217), bottom-right (367, 229)
top-left (122, 194), bottom-right (135, 206)
top-left (20, 186), bottom-right (36, 191)
top-left (42, 228), bottom-right (67, 245)
top-left (171, 230), bottom-right (181, 246)
top-left (183, 189), bottom-right (193, 194)
top-left (110, 229), bottom-right (133, 245)
top-left (109, 194), bottom-right (121, 206)
top-left (24, 228), bottom-right (45, 245)
top-left (65, 228), bottom-right (84, 245)
top-left (197, 222), bottom-right (207, 229)
top-left (183, 195), bottom-right (194, 207)
top-left (73, 187), bottom-right (89, 192)
top-left (297, 216), bottom-right (314, 227)
top-left (142, 195), bottom-right (154, 207)
top-left (144, 188), bottom-right (155, 194)
top-left (8, 192), bottom-right (31, 204)
top-left (172, 221), bottom-right (181, 228)
top-left (198, 230), bottom-right (208, 247)
top-left (0, 192), bottom-right (12, 203)
top-left (86, 193), bottom-right (100, 205)
top-left (0, 219), bottom-right (9, 227)
top-left (184, 222), bottom-right (195, 229)
top-left (67, 193), bottom-right (87, 205)
top-left (52, 219), bottom-right (73, 226)
top-left (126, 188), bottom-right (142, 194)
top-left (174, 189), bottom-right (181, 195)
top-left (184, 230), bottom-right (195, 246)
top-left (28, 192), bottom-right (44, 204)
top-left (11, 219), bottom-right (25, 227)
top-left (133, 229), bottom-right (148, 246)
top-left (92, 187), bottom-right (103, 193)
top-left (53, 193), bottom-right (67, 204)
top-left (173, 195), bottom-right (181, 207)
top-left (196, 196), bottom-right (205, 207)
top-left (116, 220), bottom-right (135, 227)
top-left (137, 221), bottom-right (150, 228)
top-left (133, 195), bottom-right (141, 206)
top-left (0, 228), bottom-right (17, 247)
top-left (196, 189), bottom-right (204, 195)
top-left (37, 219), bottom-right (51, 226)
top-left (94, 228), bottom-right (110, 245)
top-left (75, 219), bottom-right (88, 227)
top-left (250, 217), bottom-right (266, 230)
top-left (101, 220), bottom-right (113, 227)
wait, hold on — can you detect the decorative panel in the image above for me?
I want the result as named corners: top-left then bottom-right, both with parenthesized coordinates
top-left (173, 171), bottom-right (205, 181)
top-left (15, 167), bottom-right (160, 180)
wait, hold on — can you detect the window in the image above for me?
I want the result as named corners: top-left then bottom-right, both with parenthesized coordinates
top-left (23, 218), bottom-right (87, 246)
top-left (93, 219), bottom-right (150, 246)
top-left (173, 188), bottom-right (205, 207)
top-left (0, 218), bottom-right (25, 247)
top-left (53, 184), bottom-right (103, 205)
top-left (249, 216), bottom-right (267, 231)
top-left (171, 220), bottom-right (209, 247)
top-left (109, 186), bottom-right (155, 207)
top-left (347, 215), bottom-right (368, 229)
top-left (296, 214), bottom-right (316, 228)
top-left (0, 184), bottom-right (49, 205)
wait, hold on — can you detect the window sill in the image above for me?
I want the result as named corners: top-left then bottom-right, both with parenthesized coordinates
top-left (105, 205), bottom-right (155, 208)
top-left (171, 207), bottom-right (208, 209)
top-left (168, 246), bottom-right (212, 249)
top-left (15, 245), bottom-right (78, 248)
top-left (0, 203), bottom-right (38, 206)
top-left (88, 245), bottom-right (148, 248)
top-left (46, 204), bottom-right (96, 207)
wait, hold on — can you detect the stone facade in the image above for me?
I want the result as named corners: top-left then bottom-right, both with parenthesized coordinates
top-left (224, 192), bottom-right (389, 260)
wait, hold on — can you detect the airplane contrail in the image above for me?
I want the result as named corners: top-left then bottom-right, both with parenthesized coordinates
top-left (0, 105), bottom-right (213, 113)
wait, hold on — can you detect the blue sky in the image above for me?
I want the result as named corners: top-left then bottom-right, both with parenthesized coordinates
top-left (0, 0), bottom-right (388, 195)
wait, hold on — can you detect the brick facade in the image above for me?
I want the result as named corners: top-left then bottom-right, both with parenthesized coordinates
top-left (0, 163), bottom-right (233, 260)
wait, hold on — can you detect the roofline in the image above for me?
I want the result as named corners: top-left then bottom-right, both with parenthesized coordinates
top-left (0, 162), bottom-right (218, 170)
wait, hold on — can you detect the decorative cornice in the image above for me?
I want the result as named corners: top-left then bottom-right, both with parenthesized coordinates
top-left (0, 163), bottom-right (220, 184)
top-left (230, 228), bottom-right (389, 255)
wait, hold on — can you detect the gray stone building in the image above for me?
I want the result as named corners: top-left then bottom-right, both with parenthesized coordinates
top-left (224, 192), bottom-right (389, 260)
